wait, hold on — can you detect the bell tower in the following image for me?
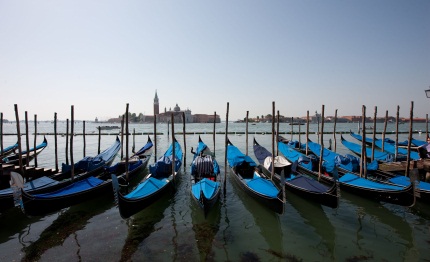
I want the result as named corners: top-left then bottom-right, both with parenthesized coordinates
top-left (153, 90), bottom-right (159, 115)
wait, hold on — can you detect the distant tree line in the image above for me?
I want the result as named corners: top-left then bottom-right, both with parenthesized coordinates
top-left (108, 112), bottom-right (144, 123)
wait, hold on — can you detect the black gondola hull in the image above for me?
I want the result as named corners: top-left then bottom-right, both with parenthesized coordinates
top-left (191, 186), bottom-right (221, 217)
top-left (117, 179), bottom-right (175, 219)
top-left (230, 168), bottom-right (284, 214)
top-left (298, 166), bottom-right (415, 207)
top-left (21, 181), bottom-right (113, 216)
top-left (20, 160), bottom-right (146, 216)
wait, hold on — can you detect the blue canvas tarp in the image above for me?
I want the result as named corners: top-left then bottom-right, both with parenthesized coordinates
top-left (307, 140), bottom-right (379, 172)
top-left (62, 137), bottom-right (121, 173)
top-left (33, 176), bottom-right (104, 198)
top-left (389, 176), bottom-right (430, 190)
top-left (341, 136), bottom-right (395, 162)
top-left (191, 178), bottom-right (219, 200)
top-left (227, 144), bottom-right (256, 168)
top-left (124, 177), bottom-right (169, 199)
top-left (0, 142), bottom-right (18, 155)
top-left (277, 142), bottom-right (314, 170)
top-left (134, 140), bottom-right (153, 156)
top-left (350, 132), bottom-right (420, 160)
top-left (245, 175), bottom-right (279, 198)
top-left (149, 140), bottom-right (182, 178)
top-left (339, 173), bottom-right (406, 191)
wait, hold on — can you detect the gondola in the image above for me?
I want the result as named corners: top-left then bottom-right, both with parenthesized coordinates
top-left (350, 131), bottom-right (420, 160)
top-left (226, 139), bottom-right (284, 214)
top-left (2, 137), bottom-right (48, 165)
top-left (398, 138), bottom-right (426, 147)
top-left (0, 142), bottom-right (18, 158)
top-left (303, 140), bottom-right (416, 207)
top-left (340, 135), bottom-right (395, 163)
top-left (112, 138), bottom-right (182, 219)
top-left (0, 136), bottom-right (121, 213)
top-left (20, 137), bottom-right (152, 216)
top-left (340, 135), bottom-right (430, 203)
top-left (253, 138), bottom-right (338, 208)
top-left (190, 136), bottom-right (221, 216)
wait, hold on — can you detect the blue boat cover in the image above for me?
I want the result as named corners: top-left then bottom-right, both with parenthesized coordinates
top-left (134, 140), bottom-right (153, 156)
top-left (33, 176), bottom-right (104, 198)
top-left (106, 159), bottom-right (142, 173)
top-left (149, 140), bottom-right (182, 178)
top-left (195, 140), bottom-right (209, 155)
top-left (125, 177), bottom-right (169, 199)
top-left (191, 178), bottom-right (220, 200)
top-left (350, 132), bottom-right (419, 160)
top-left (227, 144), bottom-right (256, 168)
top-left (21, 138), bottom-right (47, 154)
top-left (388, 176), bottom-right (430, 191)
top-left (245, 175), bottom-right (279, 198)
top-left (341, 136), bottom-right (394, 162)
top-left (62, 136), bottom-right (121, 173)
top-left (277, 142), bottom-right (313, 170)
top-left (0, 176), bottom-right (60, 196)
top-left (307, 141), bottom-right (379, 172)
top-left (410, 138), bottom-right (426, 147)
top-left (0, 142), bottom-right (18, 155)
top-left (339, 173), bottom-right (405, 191)
top-left (350, 132), bottom-right (395, 144)
top-left (373, 139), bottom-right (420, 160)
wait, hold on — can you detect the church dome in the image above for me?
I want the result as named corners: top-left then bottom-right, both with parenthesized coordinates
top-left (174, 103), bottom-right (180, 112)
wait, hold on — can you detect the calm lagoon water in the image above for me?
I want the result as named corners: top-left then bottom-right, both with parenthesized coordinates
top-left (1, 121), bottom-right (430, 261)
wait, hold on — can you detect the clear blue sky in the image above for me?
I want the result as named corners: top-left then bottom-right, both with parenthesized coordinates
top-left (1, 0), bottom-right (429, 121)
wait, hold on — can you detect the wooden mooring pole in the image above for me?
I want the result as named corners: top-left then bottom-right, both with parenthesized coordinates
top-left (34, 114), bottom-right (38, 167)
top-left (66, 119), bottom-right (69, 165)
top-left (54, 113), bottom-right (58, 171)
top-left (25, 111), bottom-right (29, 167)
top-left (224, 102), bottom-right (229, 194)
top-left (125, 104), bottom-right (129, 181)
top-left (83, 120), bottom-right (86, 157)
top-left (70, 106), bottom-right (75, 180)
top-left (14, 104), bottom-right (24, 176)
top-left (213, 111), bottom-right (216, 156)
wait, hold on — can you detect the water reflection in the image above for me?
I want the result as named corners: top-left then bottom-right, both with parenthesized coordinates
top-left (287, 193), bottom-right (336, 260)
top-left (119, 193), bottom-right (171, 262)
top-left (21, 193), bottom-right (114, 261)
top-left (191, 198), bottom-right (221, 261)
top-left (338, 191), bottom-right (415, 261)
top-left (228, 172), bottom-right (284, 259)
top-left (0, 208), bottom-right (41, 245)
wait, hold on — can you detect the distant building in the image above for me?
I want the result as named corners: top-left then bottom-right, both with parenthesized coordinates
top-left (311, 111), bottom-right (321, 124)
top-left (141, 91), bottom-right (220, 123)
top-left (153, 90), bottom-right (159, 115)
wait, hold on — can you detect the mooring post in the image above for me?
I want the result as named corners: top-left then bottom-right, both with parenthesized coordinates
top-left (66, 119), bottom-right (69, 165)
top-left (83, 120), bottom-right (86, 157)
top-left (54, 113), bottom-right (58, 171)
top-left (224, 102), bottom-right (229, 194)
top-left (14, 104), bottom-right (24, 176)
top-left (34, 114), bottom-right (38, 167)
top-left (70, 106), bottom-right (75, 180)
top-left (25, 111), bottom-right (29, 167)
